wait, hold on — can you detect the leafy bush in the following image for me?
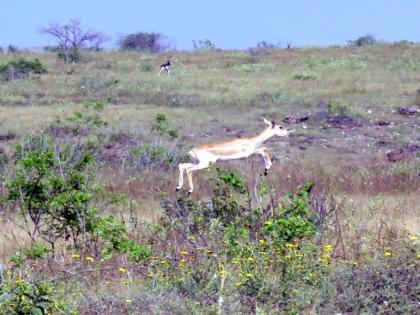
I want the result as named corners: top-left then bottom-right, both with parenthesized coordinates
top-left (327, 99), bottom-right (350, 116)
top-left (95, 215), bottom-right (152, 261)
top-left (151, 113), bottom-right (179, 139)
top-left (0, 58), bottom-right (46, 81)
top-left (348, 34), bottom-right (378, 47)
top-left (192, 39), bottom-right (216, 51)
top-left (2, 137), bottom-right (98, 251)
top-left (24, 242), bottom-right (52, 259)
top-left (118, 32), bottom-right (169, 52)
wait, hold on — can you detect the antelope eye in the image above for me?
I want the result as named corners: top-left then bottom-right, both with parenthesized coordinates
top-left (279, 126), bottom-right (283, 129)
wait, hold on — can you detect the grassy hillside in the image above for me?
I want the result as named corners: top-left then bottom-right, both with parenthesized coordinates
top-left (0, 45), bottom-right (419, 314)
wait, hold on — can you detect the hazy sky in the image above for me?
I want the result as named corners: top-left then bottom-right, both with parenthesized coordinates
top-left (1, 0), bottom-right (419, 50)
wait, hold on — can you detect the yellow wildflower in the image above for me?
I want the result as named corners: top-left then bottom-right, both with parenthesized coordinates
top-left (15, 279), bottom-right (24, 285)
top-left (409, 235), bottom-right (418, 241)
top-left (245, 273), bottom-right (254, 278)
top-left (118, 267), bottom-right (126, 273)
top-left (71, 253), bottom-right (80, 259)
top-left (384, 251), bottom-right (392, 257)
top-left (324, 245), bottom-right (333, 252)
top-left (264, 220), bottom-right (273, 227)
top-left (187, 235), bottom-right (196, 241)
top-left (285, 243), bottom-right (295, 249)
top-left (219, 270), bottom-right (228, 276)
top-left (211, 253), bottom-right (218, 257)
top-left (308, 272), bottom-right (317, 278)
top-left (236, 281), bottom-right (243, 286)
top-left (180, 251), bottom-right (189, 255)
top-left (259, 239), bottom-right (266, 245)
top-left (160, 259), bottom-right (169, 265)
top-left (125, 299), bottom-right (132, 304)
top-left (247, 257), bottom-right (254, 262)
top-left (85, 256), bottom-right (94, 262)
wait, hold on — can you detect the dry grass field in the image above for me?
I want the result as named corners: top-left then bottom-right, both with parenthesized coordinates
top-left (0, 44), bottom-right (419, 314)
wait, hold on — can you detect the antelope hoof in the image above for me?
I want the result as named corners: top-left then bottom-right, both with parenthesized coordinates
top-left (188, 190), bottom-right (193, 195)
top-left (264, 169), bottom-right (268, 176)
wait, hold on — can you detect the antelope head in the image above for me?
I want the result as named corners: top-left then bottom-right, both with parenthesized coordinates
top-left (262, 117), bottom-right (291, 137)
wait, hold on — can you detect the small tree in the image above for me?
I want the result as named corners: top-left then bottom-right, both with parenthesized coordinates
top-left (40, 19), bottom-right (109, 63)
top-left (192, 38), bottom-right (216, 51)
top-left (118, 32), bottom-right (169, 52)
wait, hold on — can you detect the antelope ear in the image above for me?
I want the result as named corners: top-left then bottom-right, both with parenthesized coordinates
top-left (262, 117), bottom-right (271, 126)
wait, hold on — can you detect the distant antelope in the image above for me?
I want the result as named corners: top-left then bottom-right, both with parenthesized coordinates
top-left (158, 57), bottom-right (171, 76)
top-left (177, 118), bottom-right (292, 193)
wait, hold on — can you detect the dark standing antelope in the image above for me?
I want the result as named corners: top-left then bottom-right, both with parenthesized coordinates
top-left (176, 118), bottom-right (293, 193)
top-left (158, 57), bottom-right (171, 76)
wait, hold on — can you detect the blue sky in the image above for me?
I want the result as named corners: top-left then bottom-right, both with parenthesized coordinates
top-left (1, 0), bottom-right (419, 50)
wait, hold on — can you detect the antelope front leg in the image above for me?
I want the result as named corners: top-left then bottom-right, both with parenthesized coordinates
top-left (185, 161), bottom-right (210, 193)
top-left (255, 147), bottom-right (272, 175)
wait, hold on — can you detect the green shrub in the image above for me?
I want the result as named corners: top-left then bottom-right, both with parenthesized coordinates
top-left (347, 34), bottom-right (378, 47)
top-left (2, 139), bottom-right (98, 251)
top-left (0, 278), bottom-right (72, 314)
top-left (327, 99), bottom-right (350, 116)
top-left (95, 215), bottom-right (151, 261)
top-left (24, 242), bottom-right (52, 259)
top-left (293, 70), bottom-right (319, 80)
top-left (0, 58), bottom-right (46, 80)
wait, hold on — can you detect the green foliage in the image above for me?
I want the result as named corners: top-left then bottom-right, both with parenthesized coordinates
top-left (327, 99), bottom-right (350, 116)
top-left (0, 278), bottom-right (72, 314)
top-left (263, 182), bottom-right (316, 248)
top-left (151, 113), bottom-right (179, 139)
top-left (293, 70), bottom-right (319, 80)
top-left (2, 139), bottom-right (97, 250)
top-left (214, 165), bottom-right (247, 194)
top-left (95, 216), bottom-right (152, 261)
top-left (66, 101), bottom-right (108, 128)
top-left (24, 242), bottom-right (52, 259)
top-left (0, 58), bottom-right (46, 81)
top-left (9, 253), bottom-right (25, 267)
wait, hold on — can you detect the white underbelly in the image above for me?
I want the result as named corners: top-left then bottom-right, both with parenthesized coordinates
top-left (216, 152), bottom-right (251, 161)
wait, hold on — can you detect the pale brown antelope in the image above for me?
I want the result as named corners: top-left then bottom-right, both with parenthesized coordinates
top-left (158, 57), bottom-right (171, 76)
top-left (176, 118), bottom-right (292, 193)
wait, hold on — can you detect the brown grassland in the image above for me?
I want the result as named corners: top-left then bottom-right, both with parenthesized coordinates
top-left (0, 44), bottom-right (419, 314)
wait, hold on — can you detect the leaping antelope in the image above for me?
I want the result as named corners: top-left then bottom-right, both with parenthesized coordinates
top-left (177, 118), bottom-right (292, 193)
top-left (158, 57), bottom-right (171, 76)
